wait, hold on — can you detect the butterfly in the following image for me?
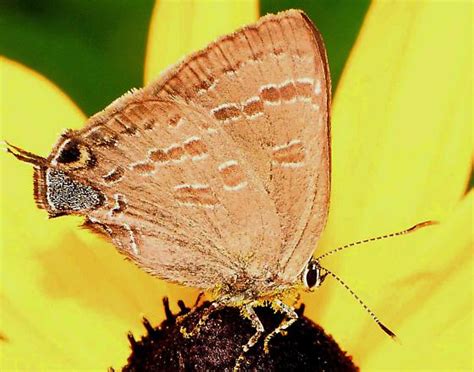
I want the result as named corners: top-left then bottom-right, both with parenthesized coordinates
top-left (10, 9), bottom-right (426, 369)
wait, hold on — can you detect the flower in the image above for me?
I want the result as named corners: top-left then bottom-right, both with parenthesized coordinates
top-left (0, 1), bottom-right (471, 370)
top-left (123, 299), bottom-right (358, 371)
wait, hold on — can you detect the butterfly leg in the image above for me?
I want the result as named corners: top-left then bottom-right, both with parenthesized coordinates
top-left (179, 296), bottom-right (229, 338)
top-left (234, 302), bottom-right (264, 371)
top-left (292, 291), bottom-right (301, 307)
top-left (193, 291), bottom-right (205, 307)
top-left (175, 291), bottom-right (206, 329)
top-left (319, 269), bottom-right (329, 285)
top-left (263, 299), bottom-right (298, 353)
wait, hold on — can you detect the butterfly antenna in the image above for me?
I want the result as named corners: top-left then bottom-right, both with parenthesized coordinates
top-left (3, 140), bottom-right (46, 166)
top-left (315, 221), bottom-right (438, 261)
top-left (319, 264), bottom-right (398, 341)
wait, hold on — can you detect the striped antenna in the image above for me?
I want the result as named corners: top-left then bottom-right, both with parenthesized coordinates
top-left (318, 264), bottom-right (398, 341)
top-left (315, 221), bottom-right (438, 262)
top-left (4, 141), bottom-right (46, 167)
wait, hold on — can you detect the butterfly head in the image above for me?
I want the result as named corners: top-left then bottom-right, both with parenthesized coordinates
top-left (301, 259), bottom-right (326, 292)
top-left (6, 134), bottom-right (105, 218)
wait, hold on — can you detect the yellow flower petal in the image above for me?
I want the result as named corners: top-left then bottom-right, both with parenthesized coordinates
top-left (309, 196), bottom-right (472, 369)
top-left (326, 0), bottom-right (471, 239)
top-left (303, 2), bottom-right (472, 369)
top-left (144, 0), bottom-right (258, 84)
top-left (364, 191), bottom-right (473, 370)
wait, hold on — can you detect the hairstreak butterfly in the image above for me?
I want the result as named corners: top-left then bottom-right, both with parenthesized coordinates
top-left (7, 9), bottom-right (436, 369)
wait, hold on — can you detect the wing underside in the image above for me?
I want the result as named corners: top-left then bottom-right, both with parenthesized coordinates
top-left (49, 10), bottom-right (330, 288)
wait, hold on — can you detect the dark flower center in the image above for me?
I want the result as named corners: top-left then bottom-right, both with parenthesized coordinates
top-left (119, 297), bottom-right (359, 371)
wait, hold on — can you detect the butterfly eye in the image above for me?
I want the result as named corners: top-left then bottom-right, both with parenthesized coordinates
top-left (303, 261), bottom-right (320, 289)
top-left (52, 139), bottom-right (94, 169)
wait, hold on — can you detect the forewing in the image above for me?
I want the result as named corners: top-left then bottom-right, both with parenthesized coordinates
top-left (146, 10), bottom-right (331, 282)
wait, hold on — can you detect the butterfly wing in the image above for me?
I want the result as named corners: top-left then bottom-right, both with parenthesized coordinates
top-left (146, 10), bottom-right (331, 283)
top-left (36, 10), bottom-right (329, 289)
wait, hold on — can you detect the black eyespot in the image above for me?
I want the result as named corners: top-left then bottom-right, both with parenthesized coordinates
top-left (56, 139), bottom-right (81, 164)
top-left (306, 268), bottom-right (318, 288)
top-left (53, 139), bottom-right (96, 169)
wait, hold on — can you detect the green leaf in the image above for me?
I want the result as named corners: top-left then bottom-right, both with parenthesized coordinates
top-left (0, 0), bottom-right (154, 116)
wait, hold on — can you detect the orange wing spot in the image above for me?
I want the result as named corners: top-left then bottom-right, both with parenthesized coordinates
top-left (279, 81), bottom-right (297, 101)
top-left (212, 104), bottom-right (241, 122)
top-left (260, 85), bottom-right (281, 103)
top-left (295, 80), bottom-right (313, 99)
top-left (272, 140), bottom-right (305, 165)
top-left (242, 97), bottom-right (264, 117)
top-left (167, 145), bottom-right (186, 161)
top-left (218, 161), bottom-right (247, 190)
top-left (149, 149), bottom-right (169, 163)
top-left (130, 161), bottom-right (155, 174)
top-left (174, 184), bottom-right (218, 207)
top-left (183, 137), bottom-right (208, 157)
top-left (102, 166), bottom-right (125, 184)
